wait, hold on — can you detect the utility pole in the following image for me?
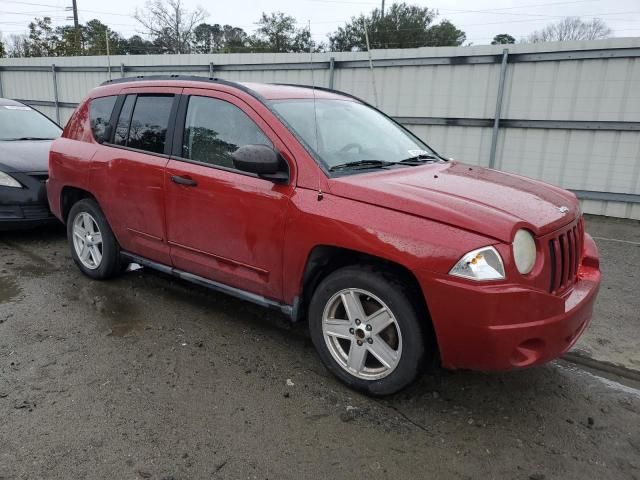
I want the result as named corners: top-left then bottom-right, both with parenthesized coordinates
top-left (363, 20), bottom-right (379, 108)
top-left (71, 0), bottom-right (80, 54)
top-left (105, 30), bottom-right (112, 81)
top-left (381, 0), bottom-right (385, 16)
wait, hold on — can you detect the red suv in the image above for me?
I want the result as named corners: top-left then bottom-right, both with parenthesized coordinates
top-left (48, 77), bottom-right (601, 395)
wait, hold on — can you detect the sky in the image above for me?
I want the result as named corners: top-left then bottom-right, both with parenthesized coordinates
top-left (1, 0), bottom-right (639, 46)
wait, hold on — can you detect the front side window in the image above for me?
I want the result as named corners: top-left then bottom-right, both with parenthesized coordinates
top-left (182, 96), bottom-right (272, 169)
top-left (113, 95), bottom-right (174, 154)
top-left (0, 103), bottom-right (61, 141)
top-left (271, 99), bottom-right (435, 172)
top-left (89, 96), bottom-right (117, 143)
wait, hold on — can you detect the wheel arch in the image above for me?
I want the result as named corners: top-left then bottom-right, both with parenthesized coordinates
top-left (60, 186), bottom-right (97, 224)
top-left (295, 245), bottom-right (437, 354)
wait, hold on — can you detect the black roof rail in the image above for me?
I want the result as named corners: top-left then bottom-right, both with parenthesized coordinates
top-left (271, 83), bottom-right (362, 102)
top-left (99, 75), bottom-right (267, 101)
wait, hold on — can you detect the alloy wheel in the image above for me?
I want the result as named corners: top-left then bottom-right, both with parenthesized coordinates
top-left (322, 288), bottom-right (403, 380)
top-left (72, 212), bottom-right (103, 270)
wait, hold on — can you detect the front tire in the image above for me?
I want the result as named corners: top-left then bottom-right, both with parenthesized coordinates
top-left (67, 198), bottom-right (121, 280)
top-left (309, 266), bottom-right (427, 396)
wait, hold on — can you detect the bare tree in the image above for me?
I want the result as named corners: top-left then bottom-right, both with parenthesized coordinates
top-left (135, 0), bottom-right (207, 54)
top-left (7, 34), bottom-right (29, 57)
top-left (527, 17), bottom-right (611, 43)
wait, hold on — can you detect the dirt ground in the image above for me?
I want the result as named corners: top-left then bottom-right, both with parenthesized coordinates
top-left (1, 217), bottom-right (639, 480)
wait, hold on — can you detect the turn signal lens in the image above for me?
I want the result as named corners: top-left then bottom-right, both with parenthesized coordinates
top-left (449, 246), bottom-right (505, 281)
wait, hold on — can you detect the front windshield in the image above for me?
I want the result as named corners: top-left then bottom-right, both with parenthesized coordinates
top-left (270, 99), bottom-right (436, 171)
top-left (0, 104), bottom-right (62, 141)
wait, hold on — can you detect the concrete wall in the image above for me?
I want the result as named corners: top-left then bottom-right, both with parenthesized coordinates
top-left (1, 38), bottom-right (639, 218)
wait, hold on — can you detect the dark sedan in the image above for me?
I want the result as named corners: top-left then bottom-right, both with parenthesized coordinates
top-left (0, 98), bottom-right (62, 229)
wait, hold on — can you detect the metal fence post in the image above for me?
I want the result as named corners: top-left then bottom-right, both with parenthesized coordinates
top-left (489, 48), bottom-right (509, 169)
top-left (209, 62), bottom-right (215, 78)
top-left (51, 64), bottom-right (60, 124)
top-left (328, 57), bottom-right (335, 89)
top-left (120, 63), bottom-right (125, 78)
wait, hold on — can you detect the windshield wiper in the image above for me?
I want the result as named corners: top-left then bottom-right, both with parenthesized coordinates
top-left (3, 137), bottom-right (56, 141)
top-left (329, 160), bottom-right (398, 172)
top-left (397, 154), bottom-right (440, 165)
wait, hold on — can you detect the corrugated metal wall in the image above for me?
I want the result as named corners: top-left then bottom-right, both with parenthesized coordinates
top-left (1, 38), bottom-right (639, 219)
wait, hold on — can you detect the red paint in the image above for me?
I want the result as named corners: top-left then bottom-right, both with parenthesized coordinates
top-left (48, 79), bottom-right (601, 371)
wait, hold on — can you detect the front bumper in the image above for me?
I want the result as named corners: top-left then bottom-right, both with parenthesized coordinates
top-left (419, 233), bottom-right (601, 371)
top-left (0, 171), bottom-right (58, 230)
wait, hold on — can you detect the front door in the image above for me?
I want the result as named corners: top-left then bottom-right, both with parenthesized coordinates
top-left (164, 90), bottom-right (295, 300)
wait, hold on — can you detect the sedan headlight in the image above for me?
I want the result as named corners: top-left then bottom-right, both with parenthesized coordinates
top-left (513, 229), bottom-right (536, 274)
top-left (0, 171), bottom-right (22, 188)
top-left (449, 246), bottom-right (505, 281)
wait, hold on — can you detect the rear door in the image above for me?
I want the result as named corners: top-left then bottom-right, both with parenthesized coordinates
top-left (89, 87), bottom-right (181, 264)
top-left (164, 89), bottom-right (295, 300)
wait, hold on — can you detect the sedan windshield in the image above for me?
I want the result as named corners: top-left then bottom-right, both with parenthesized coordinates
top-left (271, 98), bottom-right (437, 172)
top-left (0, 105), bottom-right (61, 141)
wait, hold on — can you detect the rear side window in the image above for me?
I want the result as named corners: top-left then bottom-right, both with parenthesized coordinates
top-left (114, 95), bottom-right (135, 146)
top-left (182, 96), bottom-right (271, 169)
top-left (89, 96), bottom-right (117, 143)
top-left (113, 94), bottom-right (174, 155)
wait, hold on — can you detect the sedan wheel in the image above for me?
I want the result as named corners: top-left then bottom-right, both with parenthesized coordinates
top-left (72, 212), bottom-right (103, 269)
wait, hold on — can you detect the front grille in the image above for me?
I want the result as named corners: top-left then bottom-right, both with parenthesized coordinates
top-left (27, 173), bottom-right (49, 183)
top-left (548, 217), bottom-right (584, 294)
top-left (21, 204), bottom-right (52, 220)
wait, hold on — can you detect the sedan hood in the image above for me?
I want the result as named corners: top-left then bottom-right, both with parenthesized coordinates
top-left (0, 140), bottom-right (52, 173)
top-left (328, 162), bottom-right (579, 243)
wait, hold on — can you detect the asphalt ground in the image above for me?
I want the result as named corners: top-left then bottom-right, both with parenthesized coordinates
top-left (0, 215), bottom-right (639, 479)
top-left (575, 215), bottom-right (640, 371)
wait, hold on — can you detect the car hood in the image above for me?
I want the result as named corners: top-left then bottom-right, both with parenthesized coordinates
top-left (328, 161), bottom-right (579, 243)
top-left (0, 140), bottom-right (52, 173)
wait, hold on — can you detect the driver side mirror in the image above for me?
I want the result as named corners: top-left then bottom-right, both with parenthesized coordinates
top-left (231, 144), bottom-right (289, 184)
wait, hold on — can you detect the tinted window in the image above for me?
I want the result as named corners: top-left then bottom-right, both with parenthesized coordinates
top-left (182, 96), bottom-right (271, 169)
top-left (127, 95), bottom-right (174, 154)
top-left (114, 95), bottom-right (135, 146)
top-left (89, 96), bottom-right (117, 143)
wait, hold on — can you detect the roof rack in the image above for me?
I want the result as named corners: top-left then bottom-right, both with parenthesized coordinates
top-left (100, 74), bottom-right (228, 86)
top-left (271, 83), bottom-right (361, 102)
top-left (99, 75), bottom-right (265, 100)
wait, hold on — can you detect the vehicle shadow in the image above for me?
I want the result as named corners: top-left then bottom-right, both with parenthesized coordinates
top-left (0, 222), bottom-right (66, 242)
top-left (120, 264), bottom-right (632, 433)
top-left (3, 222), bottom-right (634, 432)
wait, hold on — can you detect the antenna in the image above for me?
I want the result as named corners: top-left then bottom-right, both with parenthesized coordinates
top-left (363, 19), bottom-right (379, 108)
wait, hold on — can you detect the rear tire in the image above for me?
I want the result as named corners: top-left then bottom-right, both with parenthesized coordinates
top-left (308, 265), bottom-right (428, 396)
top-left (67, 198), bottom-right (121, 280)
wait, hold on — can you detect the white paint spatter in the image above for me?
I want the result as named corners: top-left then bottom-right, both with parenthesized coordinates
top-left (555, 361), bottom-right (640, 398)
top-left (592, 236), bottom-right (640, 246)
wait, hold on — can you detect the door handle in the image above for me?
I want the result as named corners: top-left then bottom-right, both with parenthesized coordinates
top-left (171, 175), bottom-right (198, 187)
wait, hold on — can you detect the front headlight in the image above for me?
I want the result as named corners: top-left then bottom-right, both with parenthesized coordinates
top-left (513, 229), bottom-right (537, 274)
top-left (0, 171), bottom-right (22, 188)
top-left (449, 246), bottom-right (505, 281)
